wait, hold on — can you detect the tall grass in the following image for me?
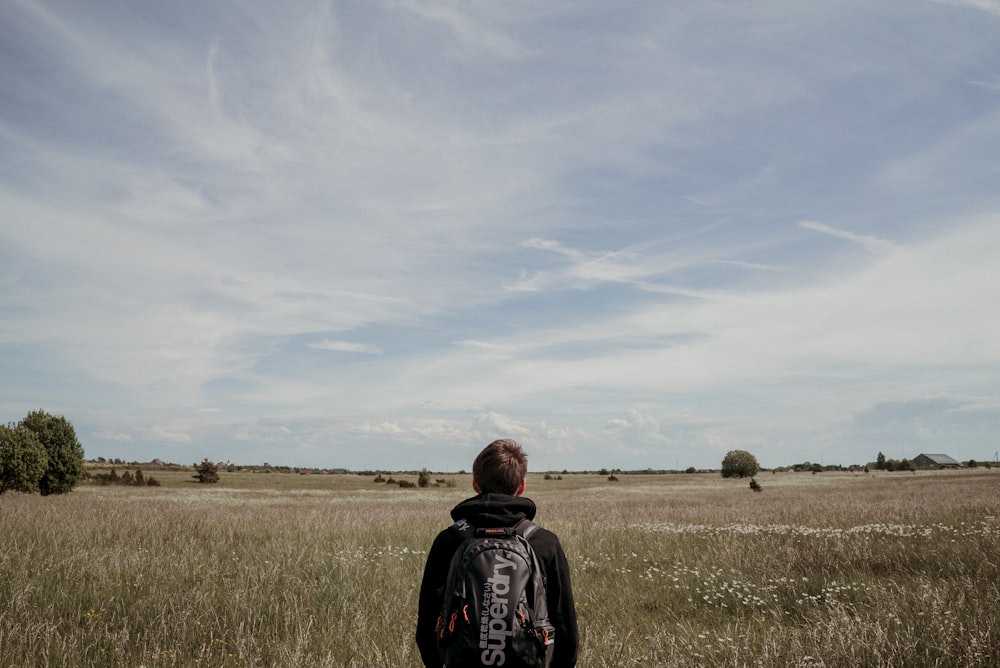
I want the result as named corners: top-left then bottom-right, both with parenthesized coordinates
top-left (1, 469), bottom-right (997, 666)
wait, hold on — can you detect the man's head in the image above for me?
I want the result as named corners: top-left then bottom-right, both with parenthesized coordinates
top-left (472, 439), bottom-right (528, 495)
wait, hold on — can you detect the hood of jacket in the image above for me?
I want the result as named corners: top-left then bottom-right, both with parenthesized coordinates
top-left (450, 492), bottom-right (537, 527)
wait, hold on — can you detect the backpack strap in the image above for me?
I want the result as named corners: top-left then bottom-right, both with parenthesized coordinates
top-left (514, 517), bottom-right (540, 540)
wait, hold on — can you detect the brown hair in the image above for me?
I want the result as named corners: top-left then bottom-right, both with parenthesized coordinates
top-left (473, 439), bottom-right (528, 494)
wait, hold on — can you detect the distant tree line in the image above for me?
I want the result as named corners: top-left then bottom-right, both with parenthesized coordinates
top-left (91, 467), bottom-right (161, 487)
top-left (875, 452), bottom-right (916, 472)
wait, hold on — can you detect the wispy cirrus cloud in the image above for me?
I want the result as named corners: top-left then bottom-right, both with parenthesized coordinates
top-left (798, 220), bottom-right (897, 253)
top-left (513, 237), bottom-right (739, 294)
top-left (927, 0), bottom-right (1000, 18)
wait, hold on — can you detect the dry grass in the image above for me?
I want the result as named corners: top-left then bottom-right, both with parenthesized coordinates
top-left (1, 468), bottom-right (997, 666)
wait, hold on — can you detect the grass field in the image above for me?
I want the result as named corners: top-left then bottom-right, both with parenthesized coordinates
top-left (1, 468), bottom-right (998, 666)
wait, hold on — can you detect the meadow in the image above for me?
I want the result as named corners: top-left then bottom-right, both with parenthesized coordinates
top-left (1, 467), bottom-right (998, 667)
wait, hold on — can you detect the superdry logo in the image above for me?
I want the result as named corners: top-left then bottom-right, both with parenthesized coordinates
top-left (479, 554), bottom-right (517, 666)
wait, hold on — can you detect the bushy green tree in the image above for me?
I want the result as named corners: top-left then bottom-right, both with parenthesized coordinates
top-left (0, 425), bottom-right (49, 495)
top-left (418, 468), bottom-right (431, 488)
top-left (18, 410), bottom-right (85, 495)
top-left (721, 449), bottom-right (760, 479)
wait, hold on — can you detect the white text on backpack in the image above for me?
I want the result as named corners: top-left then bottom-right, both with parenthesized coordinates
top-left (479, 553), bottom-right (517, 666)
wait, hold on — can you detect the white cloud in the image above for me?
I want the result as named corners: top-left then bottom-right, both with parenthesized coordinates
top-left (472, 412), bottom-right (532, 438)
top-left (3, 0), bottom-right (999, 469)
top-left (353, 421), bottom-right (405, 436)
top-left (144, 424), bottom-right (193, 445)
top-left (95, 431), bottom-right (134, 443)
top-left (310, 340), bottom-right (384, 355)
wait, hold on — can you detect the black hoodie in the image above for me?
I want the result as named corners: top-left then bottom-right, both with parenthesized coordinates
top-left (416, 493), bottom-right (579, 667)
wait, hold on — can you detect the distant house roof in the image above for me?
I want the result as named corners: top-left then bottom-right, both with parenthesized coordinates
top-left (914, 453), bottom-right (960, 467)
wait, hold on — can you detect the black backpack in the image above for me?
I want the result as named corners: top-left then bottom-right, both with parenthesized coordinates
top-left (435, 518), bottom-right (555, 668)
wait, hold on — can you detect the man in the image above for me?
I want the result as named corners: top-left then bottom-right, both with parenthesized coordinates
top-left (416, 439), bottom-right (579, 667)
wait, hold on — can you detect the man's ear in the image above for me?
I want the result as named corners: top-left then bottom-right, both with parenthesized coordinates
top-left (514, 478), bottom-right (526, 497)
top-left (472, 477), bottom-right (481, 494)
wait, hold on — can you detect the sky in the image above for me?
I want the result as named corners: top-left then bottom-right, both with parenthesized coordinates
top-left (2, 0), bottom-right (999, 472)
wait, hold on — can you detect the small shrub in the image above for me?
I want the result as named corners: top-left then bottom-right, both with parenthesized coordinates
top-left (193, 459), bottom-right (219, 484)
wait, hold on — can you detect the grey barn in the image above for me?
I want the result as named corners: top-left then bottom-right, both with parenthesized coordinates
top-left (913, 453), bottom-right (961, 468)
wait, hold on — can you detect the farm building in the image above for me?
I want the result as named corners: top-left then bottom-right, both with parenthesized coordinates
top-left (913, 453), bottom-right (960, 468)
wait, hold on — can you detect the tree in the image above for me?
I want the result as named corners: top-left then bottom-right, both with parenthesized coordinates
top-left (193, 459), bottom-right (219, 483)
top-left (418, 468), bottom-right (431, 488)
top-left (0, 425), bottom-right (49, 495)
top-left (18, 410), bottom-right (85, 495)
top-left (876, 452), bottom-right (886, 470)
top-left (721, 449), bottom-right (760, 479)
